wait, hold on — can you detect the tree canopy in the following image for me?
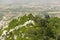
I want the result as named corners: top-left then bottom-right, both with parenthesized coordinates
top-left (0, 14), bottom-right (60, 40)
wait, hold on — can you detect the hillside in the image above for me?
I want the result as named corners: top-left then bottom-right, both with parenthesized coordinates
top-left (0, 14), bottom-right (60, 40)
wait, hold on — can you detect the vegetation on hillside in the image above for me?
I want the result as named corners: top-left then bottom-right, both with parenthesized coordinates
top-left (0, 14), bottom-right (60, 40)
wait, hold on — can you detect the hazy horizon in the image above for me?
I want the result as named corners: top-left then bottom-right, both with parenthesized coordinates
top-left (0, 0), bottom-right (60, 5)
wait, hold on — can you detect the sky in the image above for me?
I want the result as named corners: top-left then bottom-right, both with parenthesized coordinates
top-left (0, 0), bottom-right (60, 5)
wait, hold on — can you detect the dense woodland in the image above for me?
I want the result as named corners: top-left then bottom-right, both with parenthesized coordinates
top-left (0, 14), bottom-right (60, 40)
